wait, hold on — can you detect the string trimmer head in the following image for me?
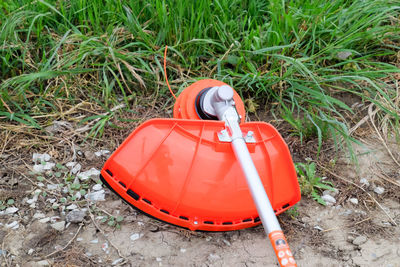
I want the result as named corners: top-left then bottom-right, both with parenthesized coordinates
top-left (101, 79), bottom-right (300, 266)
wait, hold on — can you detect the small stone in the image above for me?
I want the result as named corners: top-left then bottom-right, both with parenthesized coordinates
top-left (374, 186), bottom-right (385, 195)
top-left (180, 248), bottom-right (186, 253)
top-left (112, 258), bottom-right (124, 265)
top-left (78, 168), bottom-right (100, 181)
top-left (47, 198), bottom-right (56, 204)
top-left (75, 191), bottom-right (82, 200)
top-left (130, 233), bottom-right (141, 241)
top-left (33, 164), bottom-right (45, 173)
top-left (4, 207), bottom-right (19, 215)
top-left (66, 162), bottom-right (76, 168)
top-left (322, 194), bottom-right (336, 205)
top-left (94, 150), bottom-right (110, 157)
top-left (85, 252), bottom-right (92, 257)
top-left (360, 178), bottom-right (370, 187)
top-left (92, 184), bottom-right (102, 191)
top-left (43, 162), bottom-right (55, 171)
top-left (39, 217), bottom-right (50, 223)
top-left (37, 182), bottom-right (45, 187)
top-left (156, 257), bottom-right (162, 262)
top-left (90, 239), bottom-right (98, 244)
top-left (33, 212), bottom-right (46, 219)
top-left (28, 248), bottom-right (34, 255)
top-left (222, 239), bottom-right (231, 246)
top-left (71, 163), bottom-right (81, 174)
top-left (352, 235), bottom-right (367, 246)
top-left (323, 188), bottom-right (339, 197)
top-left (86, 190), bottom-right (105, 202)
top-left (76, 238), bottom-right (83, 242)
top-left (34, 260), bottom-right (51, 266)
top-left (66, 204), bottom-right (78, 210)
top-left (66, 209), bottom-right (87, 223)
top-left (51, 221), bottom-right (65, 231)
top-left (5, 221), bottom-right (19, 229)
top-left (32, 153), bottom-right (51, 163)
top-left (349, 198), bottom-right (359, 205)
top-left (47, 184), bottom-right (59, 190)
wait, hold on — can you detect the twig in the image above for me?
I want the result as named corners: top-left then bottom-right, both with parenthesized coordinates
top-left (86, 196), bottom-right (129, 265)
top-left (208, 43), bottom-right (235, 76)
top-left (318, 163), bottom-right (398, 226)
top-left (44, 223), bottom-right (83, 259)
top-left (374, 165), bottom-right (400, 188)
top-left (368, 103), bottom-right (400, 168)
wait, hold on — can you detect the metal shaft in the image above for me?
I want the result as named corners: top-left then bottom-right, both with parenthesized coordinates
top-left (231, 137), bottom-right (281, 234)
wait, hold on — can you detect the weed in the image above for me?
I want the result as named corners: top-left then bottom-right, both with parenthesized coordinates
top-left (295, 161), bottom-right (335, 205)
top-left (0, 0), bottom-right (399, 149)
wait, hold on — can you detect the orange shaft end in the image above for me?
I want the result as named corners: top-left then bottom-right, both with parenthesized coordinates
top-left (269, 230), bottom-right (297, 267)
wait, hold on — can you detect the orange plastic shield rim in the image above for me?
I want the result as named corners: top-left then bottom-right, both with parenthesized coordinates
top-left (101, 119), bottom-right (300, 231)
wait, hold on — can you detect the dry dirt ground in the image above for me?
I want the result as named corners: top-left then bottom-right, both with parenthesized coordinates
top-left (0, 109), bottom-right (399, 267)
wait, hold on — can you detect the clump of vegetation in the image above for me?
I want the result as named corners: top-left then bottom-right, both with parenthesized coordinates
top-left (295, 161), bottom-right (335, 205)
top-left (0, 0), bottom-right (399, 152)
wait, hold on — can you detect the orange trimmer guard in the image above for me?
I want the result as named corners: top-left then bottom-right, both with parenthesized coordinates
top-left (100, 119), bottom-right (300, 231)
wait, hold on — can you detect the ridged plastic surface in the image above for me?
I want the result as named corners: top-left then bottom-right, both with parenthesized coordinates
top-left (101, 119), bottom-right (300, 231)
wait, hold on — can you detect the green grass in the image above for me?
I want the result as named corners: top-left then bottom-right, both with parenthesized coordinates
top-left (1, 0), bottom-right (399, 153)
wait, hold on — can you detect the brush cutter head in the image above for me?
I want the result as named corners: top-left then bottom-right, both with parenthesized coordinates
top-left (100, 117), bottom-right (300, 231)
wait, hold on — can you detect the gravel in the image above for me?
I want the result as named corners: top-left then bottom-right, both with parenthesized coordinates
top-left (86, 190), bottom-right (105, 202)
top-left (78, 168), bottom-right (100, 181)
top-left (349, 198), bottom-right (359, 205)
top-left (50, 221), bottom-right (66, 231)
top-left (374, 186), bottom-right (385, 195)
top-left (66, 209), bottom-right (87, 223)
top-left (352, 235), bottom-right (368, 246)
top-left (321, 194), bottom-right (336, 205)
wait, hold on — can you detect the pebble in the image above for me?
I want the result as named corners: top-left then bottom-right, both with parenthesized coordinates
top-left (360, 178), bottom-right (370, 187)
top-left (37, 182), bottom-right (45, 187)
top-left (322, 194), bottom-right (337, 205)
top-left (180, 248), bottom-right (186, 253)
top-left (352, 235), bottom-right (367, 246)
top-left (90, 239), bottom-right (99, 244)
top-left (156, 257), bottom-right (162, 262)
top-left (33, 212), bottom-right (46, 219)
top-left (75, 191), bottom-right (82, 200)
top-left (34, 260), bottom-right (52, 266)
top-left (222, 239), bottom-right (231, 246)
top-left (66, 204), bottom-right (78, 210)
top-left (84, 151), bottom-right (95, 161)
top-left (130, 233), bottom-right (141, 241)
top-left (66, 209), bottom-right (87, 223)
top-left (5, 221), bottom-right (19, 229)
top-left (349, 198), bottom-right (359, 205)
top-left (4, 207), bottom-right (19, 215)
top-left (39, 217), bottom-right (50, 223)
top-left (78, 168), bottom-right (100, 181)
top-left (28, 248), bottom-right (34, 255)
top-left (323, 188), bottom-right (339, 197)
top-left (66, 162), bottom-right (76, 168)
top-left (112, 258), bottom-right (124, 265)
top-left (32, 153), bottom-right (51, 163)
top-left (51, 221), bottom-right (66, 231)
top-left (71, 163), bottom-right (82, 174)
top-left (337, 51), bottom-right (352, 60)
top-left (374, 186), bottom-right (385, 195)
top-left (92, 184), bottom-right (103, 191)
top-left (86, 190), bottom-right (105, 202)
top-left (47, 184), bottom-right (59, 190)
top-left (95, 150), bottom-right (110, 157)
top-left (76, 238), bottom-right (83, 242)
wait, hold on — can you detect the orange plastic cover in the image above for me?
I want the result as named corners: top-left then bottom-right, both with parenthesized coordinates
top-left (101, 119), bottom-right (300, 231)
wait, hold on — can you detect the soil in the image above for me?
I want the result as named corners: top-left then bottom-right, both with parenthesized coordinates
top-left (1, 106), bottom-right (399, 267)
